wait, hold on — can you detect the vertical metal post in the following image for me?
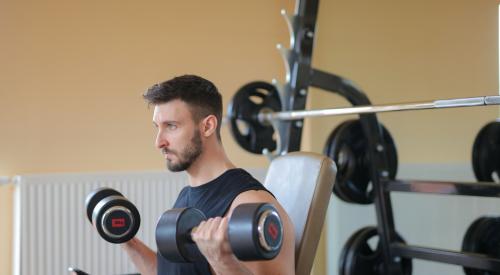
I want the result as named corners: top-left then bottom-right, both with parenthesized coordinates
top-left (279, 0), bottom-right (319, 154)
top-left (281, 1), bottom-right (401, 272)
top-left (310, 69), bottom-right (401, 274)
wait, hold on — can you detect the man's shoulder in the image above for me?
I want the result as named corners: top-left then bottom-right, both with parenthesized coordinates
top-left (221, 168), bottom-right (263, 186)
top-left (232, 189), bottom-right (276, 205)
top-left (226, 168), bottom-right (254, 178)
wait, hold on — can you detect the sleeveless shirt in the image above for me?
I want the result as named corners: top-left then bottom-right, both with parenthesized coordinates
top-left (157, 168), bottom-right (272, 275)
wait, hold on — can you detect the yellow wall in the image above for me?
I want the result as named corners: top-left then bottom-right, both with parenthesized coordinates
top-left (0, 0), bottom-right (295, 175)
top-left (1, 0), bottom-right (499, 274)
top-left (309, 0), bottom-right (499, 161)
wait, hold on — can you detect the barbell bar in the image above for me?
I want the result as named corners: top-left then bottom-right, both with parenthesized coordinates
top-left (227, 80), bottom-right (500, 157)
top-left (258, 95), bottom-right (500, 124)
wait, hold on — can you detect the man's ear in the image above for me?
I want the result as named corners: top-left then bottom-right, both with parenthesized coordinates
top-left (201, 115), bottom-right (218, 137)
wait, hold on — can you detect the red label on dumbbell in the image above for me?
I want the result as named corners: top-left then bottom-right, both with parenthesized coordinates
top-left (268, 222), bottom-right (279, 240)
top-left (263, 214), bottom-right (282, 250)
top-left (112, 218), bottom-right (126, 228)
top-left (104, 209), bottom-right (132, 237)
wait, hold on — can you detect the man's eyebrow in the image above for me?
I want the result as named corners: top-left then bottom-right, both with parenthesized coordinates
top-left (152, 120), bottom-right (179, 127)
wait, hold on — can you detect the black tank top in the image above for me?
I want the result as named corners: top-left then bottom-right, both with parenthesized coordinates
top-left (157, 168), bottom-right (272, 275)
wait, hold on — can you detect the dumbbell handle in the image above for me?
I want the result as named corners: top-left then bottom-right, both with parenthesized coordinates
top-left (185, 226), bottom-right (198, 243)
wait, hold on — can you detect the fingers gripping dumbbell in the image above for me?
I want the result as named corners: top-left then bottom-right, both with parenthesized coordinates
top-left (85, 187), bottom-right (141, 243)
top-left (155, 203), bottom-right (283, 262)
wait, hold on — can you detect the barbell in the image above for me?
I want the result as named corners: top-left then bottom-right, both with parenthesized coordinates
top-left (259, 95), bottom-right (500, 122)
top-left (227, 81), bottom-right (500, 155)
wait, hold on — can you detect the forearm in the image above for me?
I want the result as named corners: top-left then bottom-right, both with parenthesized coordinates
top-left (121, 237), bottom-right (157, 275)
top-left (208, 255), bottom-right (253, 275)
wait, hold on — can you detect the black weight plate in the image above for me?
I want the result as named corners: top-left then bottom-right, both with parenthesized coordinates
top-left (85, 187), bottom-right (123, 222)
top-left (472, 121), bottom-right (500, 182)
top-left (227, 81), bottom-right (282, 154)
top-left (462, 217), bottom-right (490, 253)
top-left (229, 203), bottom-right (283, 261)
top-left (156, 207), bottom-right (206, 262)
top-left (325, 120), bottom-right (373, 204)
top-left (324, 120), bottom-right (398, 204)
top-left (339, 227), bottom-right (375, 275)
top-left (339, 226), bottom-right (412, 275)
top-left (462, 217), bottom-right (500, 275)
top-left (480, 217), bottom-right (500, 258)
top-left (92, 195), bottom-right (140, 244)
top-left (324, 120), bottom-right (359, 203)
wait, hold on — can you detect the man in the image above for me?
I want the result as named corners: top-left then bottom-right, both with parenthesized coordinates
top-left (122, 75), bottom-right (295, 275)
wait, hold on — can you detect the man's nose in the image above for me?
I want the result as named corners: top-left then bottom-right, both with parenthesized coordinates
top-left (155, 132), bottom-right (169, 149)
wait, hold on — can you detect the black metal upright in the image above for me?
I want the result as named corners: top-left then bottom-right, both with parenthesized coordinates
top-left (279, 0), bottom-right (401, 273)
top-left (309, 69), bottom-right (401, 274)
top-left (276, 0), bottom-right (319, 154)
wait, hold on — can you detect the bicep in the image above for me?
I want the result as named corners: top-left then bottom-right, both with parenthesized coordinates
top-left (227, 190), bottom-right (296, 275)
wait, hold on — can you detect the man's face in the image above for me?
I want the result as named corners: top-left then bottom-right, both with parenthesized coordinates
top-left (153, 100), bottom-right (203, 172)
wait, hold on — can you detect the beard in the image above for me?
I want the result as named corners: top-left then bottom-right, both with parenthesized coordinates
top-left (165, 130), bottom-right (203, 172)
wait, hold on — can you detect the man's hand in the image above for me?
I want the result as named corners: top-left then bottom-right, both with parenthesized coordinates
top-left (191, 217), bottom-right (254, 275)
top-left (191, 217), bottom-right (235, 263)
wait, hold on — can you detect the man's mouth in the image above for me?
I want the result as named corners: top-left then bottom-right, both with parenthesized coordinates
top-left (162, 149), bottom-right (174, 159)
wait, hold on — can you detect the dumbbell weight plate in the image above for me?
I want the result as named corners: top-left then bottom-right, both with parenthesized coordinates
top-left (92, 195), bottom-right (140, 244)
top-left (156, 207), bottom-right (206, 262)
top-left (462, 216), bottom-right (489, 275)
top-left (85, 187), bottom-right (123, 222)
top-left (339, 226), bottom-right (412, 275)
top-left (229, 203), bottom-right (283, 261)
top-left (462, 217), bottom-right (490, 253)
top-left (324, 120), bottom-right (398, 205)
top-left (472, 121), bottom-right (500, 182)
top-left (324, 120), bottom-right (359, 203)
top-left (227, 81), bottom-right (282, 154)
top-left (462, 216), bottom-right (500, 275)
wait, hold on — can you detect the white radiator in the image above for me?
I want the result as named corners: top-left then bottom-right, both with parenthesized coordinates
top-left (12, 169), bottom-right (267, 275)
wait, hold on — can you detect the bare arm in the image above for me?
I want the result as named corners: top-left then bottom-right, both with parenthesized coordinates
top-left (121, 237), bottom-right (157, 275)
top-left (192, 190), bottom-right (296, 275)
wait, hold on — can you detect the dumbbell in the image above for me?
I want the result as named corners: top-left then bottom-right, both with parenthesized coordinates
top-left (155, 203), bottom-right (283, 262)
top-left (85, 187), bottom-right (140, 244)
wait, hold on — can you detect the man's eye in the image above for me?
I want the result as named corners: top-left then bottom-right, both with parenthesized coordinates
top-left (167, 124), bottom-right (177, 130)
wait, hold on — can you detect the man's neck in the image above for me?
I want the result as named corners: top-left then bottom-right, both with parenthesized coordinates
top-left (186, 144), bottom-right (235, 187)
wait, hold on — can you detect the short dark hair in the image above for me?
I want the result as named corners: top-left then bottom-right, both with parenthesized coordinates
top-left (143, 75), bottom-right (222, 140)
